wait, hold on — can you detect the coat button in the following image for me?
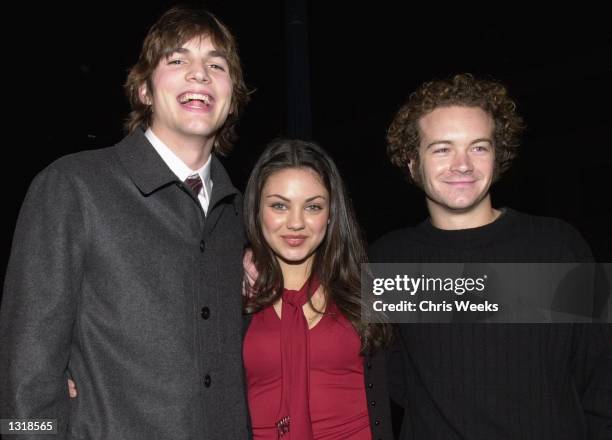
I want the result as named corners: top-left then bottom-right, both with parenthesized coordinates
top-left (370, 400), bottom-right (376, 406)
top-left (199, 240), bottom-right (205, 252)
top-left (201, 307), bottom-right (210, 319)
top-left (374, 418), bottom-right (380, 426)
top-left (368, 382), bottom-right (373, 388)
top-left (204, 374), bottom-right (211, 388)
top-left (366, 362), bottom-right (372, 369)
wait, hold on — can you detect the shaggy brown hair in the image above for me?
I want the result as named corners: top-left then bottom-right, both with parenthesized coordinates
top-left (124, 5), bottom-right (250, 155)
top-left (387, 73), bottom-right (524, 183)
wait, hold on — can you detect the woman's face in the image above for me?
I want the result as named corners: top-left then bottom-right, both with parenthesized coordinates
top-left (259, 167), bottom-right (330, 267)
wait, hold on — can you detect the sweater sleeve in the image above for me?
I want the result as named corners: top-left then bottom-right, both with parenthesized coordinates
top-left (572, 323), bottom-right (612, 439)
top-left (386, 329), bottom-right (408, 407)
top-left (554, 220), bottom-right (612, 438)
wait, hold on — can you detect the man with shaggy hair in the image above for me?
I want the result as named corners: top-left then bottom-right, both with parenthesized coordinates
top-left (371, 74), bottom-right (612, 439)
top-left (1, 6), bottom-right (250, 439)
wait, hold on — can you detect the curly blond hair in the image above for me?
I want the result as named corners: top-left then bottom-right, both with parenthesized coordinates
top-left (387, 73), bottom-right (524, 183)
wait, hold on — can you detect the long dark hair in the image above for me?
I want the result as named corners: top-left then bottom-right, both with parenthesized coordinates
top-left (244, 139), bottom-right (391, 353)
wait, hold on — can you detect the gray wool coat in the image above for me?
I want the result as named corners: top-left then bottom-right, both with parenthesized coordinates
top-left (0, 129), bottom-right (249, 439)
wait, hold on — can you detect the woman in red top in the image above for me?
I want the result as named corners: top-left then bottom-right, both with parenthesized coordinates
top-left (242, 139), bottom-right (392, 440)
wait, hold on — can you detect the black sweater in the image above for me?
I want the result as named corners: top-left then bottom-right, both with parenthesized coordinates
top-left (370, 208), bottom-right (612, 440)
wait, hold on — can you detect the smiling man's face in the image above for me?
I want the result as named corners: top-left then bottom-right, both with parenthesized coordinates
top-left (140, 35), bottom-right (233, 151)
top-left (410, 105), bottom-right (496, 216)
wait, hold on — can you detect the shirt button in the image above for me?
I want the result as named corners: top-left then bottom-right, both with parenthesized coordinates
top-left (370, 400), bottom-right (376, 406)
top-left (201, 307), bottom-right (210, 320)
top-left (374, 419), bottom-right (380, 426)
top-left (366, 362), bottom-right (372, 369)
top-left (368, 383), bottom-right (373, 388)
top-left (199, 240), bottom-right (205, 252)
top-left (204, 374), bottom-right (211, 388)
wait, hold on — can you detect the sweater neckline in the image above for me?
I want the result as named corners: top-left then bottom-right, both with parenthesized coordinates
top-left (417, 207), bottom-right (518, 248)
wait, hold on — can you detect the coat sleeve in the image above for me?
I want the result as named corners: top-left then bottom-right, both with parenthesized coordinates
top-left (0, 164), bottom-right (87, 439)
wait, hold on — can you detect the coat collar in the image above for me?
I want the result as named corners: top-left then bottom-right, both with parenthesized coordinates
top-left (116, 128), bottom-right (239, 210)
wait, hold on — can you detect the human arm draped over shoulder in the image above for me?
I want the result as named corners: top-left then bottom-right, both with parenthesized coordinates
top-left (0, 163), bottom-right (88, 439)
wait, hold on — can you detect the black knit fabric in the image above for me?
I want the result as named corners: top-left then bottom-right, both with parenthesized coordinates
top-left (370, 208), bottom-right (612, 440)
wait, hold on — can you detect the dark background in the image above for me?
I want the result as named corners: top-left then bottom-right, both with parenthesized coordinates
top-left (3, 1), bottom-right (611, 286)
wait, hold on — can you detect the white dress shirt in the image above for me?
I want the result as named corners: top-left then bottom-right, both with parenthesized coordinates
top-left (145, 128), bottom-right (213, 214)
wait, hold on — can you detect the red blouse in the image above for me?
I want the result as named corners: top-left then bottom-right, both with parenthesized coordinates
top-left (243, 303), bottom-right (371, 439)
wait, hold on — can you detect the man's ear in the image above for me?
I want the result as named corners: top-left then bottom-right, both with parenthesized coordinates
top-left (139, 83), bottom-right (152, 106)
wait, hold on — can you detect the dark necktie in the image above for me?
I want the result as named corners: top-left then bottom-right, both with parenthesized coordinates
top-left (184, 174), bottom-right (203, 197)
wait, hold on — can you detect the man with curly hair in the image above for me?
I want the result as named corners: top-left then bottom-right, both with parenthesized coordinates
top-left (370, 74), bottom-right (612, 439)
top-left (0, 5), bottom-right (251, 439)
top-left (385, 73), bottom-right (522, 229)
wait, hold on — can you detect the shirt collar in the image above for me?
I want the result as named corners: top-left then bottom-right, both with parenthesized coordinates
top-left (145, 128), bottom-right (212, 200)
